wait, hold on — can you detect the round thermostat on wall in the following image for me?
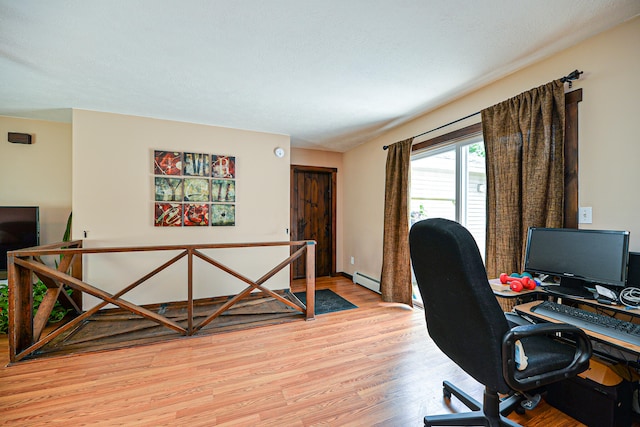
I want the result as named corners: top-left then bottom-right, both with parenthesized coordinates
top-left (274, 147), bottom-right (285, 158)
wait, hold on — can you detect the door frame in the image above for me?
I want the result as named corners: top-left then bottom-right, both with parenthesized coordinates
top-left (290, 165), bottom-right (337, 277)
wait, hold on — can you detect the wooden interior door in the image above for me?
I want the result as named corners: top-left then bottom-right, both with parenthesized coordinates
top-left (291, 165), bottom-right (336, 279)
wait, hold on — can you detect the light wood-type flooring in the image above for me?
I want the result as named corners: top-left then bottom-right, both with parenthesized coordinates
top-left (0, 276), bottom-right (602, 426)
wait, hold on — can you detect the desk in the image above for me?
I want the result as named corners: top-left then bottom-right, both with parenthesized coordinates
top-left (490, 278), bottom-right (640, 357)
top-left (489, 278), bottom-right (541, 311)
top-left (512, 293), bottom-right (640, 426)
top-left (514, 300), bottom-right (640, 357)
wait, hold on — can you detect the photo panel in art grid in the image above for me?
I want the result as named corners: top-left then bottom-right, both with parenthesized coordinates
top-left (155, 203), bottom-right (183, 227)
top-left (155, 177), bottom-right (183, 202)
top-left (183, 178), bottom-right (210, 202)
top-left (183, 152), bottom-right (211, 177)
top-left (154, 151), bottom-right (182, 176)
top-left (211, 179), bottom-right (235, 202)
top-left (184, 203), bottom-right (209, 226)
top-left (211, 204), bottom-right (235, 226)
top-left (212, 155), bottom-right (235, 178)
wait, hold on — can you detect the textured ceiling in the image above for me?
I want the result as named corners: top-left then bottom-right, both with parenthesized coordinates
top-left (1, 1), bottom-right (639, 152)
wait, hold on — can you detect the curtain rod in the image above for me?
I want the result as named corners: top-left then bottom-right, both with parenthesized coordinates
top-left (383, 69), bottom-right (583, 150)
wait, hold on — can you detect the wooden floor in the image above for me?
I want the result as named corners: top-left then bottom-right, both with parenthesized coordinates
top-left (0, 276), bottom-right (592, 426)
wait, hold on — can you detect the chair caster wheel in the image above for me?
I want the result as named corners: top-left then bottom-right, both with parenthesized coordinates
top-left (515, 406), bottom-right (526, 415)
top-left (443, 387), bottom-right (452, 399)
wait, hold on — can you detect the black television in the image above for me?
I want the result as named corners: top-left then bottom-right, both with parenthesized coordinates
top-left (524, 227), bottom-right (629, 298)
top-left (0, 206), bottom-right (40, 280)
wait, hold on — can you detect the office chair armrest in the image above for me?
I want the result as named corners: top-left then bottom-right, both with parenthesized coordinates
top-left (501, 323), bottom-right (592, 391)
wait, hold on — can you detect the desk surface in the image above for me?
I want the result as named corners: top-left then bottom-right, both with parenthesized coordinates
top-left (489, 278), bottom-right (540, 298)
top-left (515, 300), bottom-right (640, 356)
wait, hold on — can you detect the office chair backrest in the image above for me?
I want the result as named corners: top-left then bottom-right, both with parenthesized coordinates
top-left (409, 218), bottom-right (512, 393)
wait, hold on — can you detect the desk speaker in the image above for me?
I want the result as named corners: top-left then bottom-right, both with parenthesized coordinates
top-left (628, 252), bottom-right (640, 287)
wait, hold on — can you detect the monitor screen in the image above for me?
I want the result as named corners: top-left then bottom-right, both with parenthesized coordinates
top-left (0, 206), bottom-right (40, 276)
top-left (524, 227), bottom-right (629, 288)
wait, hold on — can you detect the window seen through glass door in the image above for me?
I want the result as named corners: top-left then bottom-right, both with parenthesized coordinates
top-left (410, 137), bottom-right (486, 303)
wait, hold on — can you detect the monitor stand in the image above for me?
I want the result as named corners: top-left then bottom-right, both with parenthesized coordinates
top-left (542, 277), bottom-right (595, 299)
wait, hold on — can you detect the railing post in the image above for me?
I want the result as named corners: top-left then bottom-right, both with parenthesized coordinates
top-left (8, 255), bottom-right (34, 363)
top-left (187, 247), bottom-right (194, 335)
top-left (70, 242), bottom-right (84, 310)
top-left (305, 241), bottom-right (315, 320)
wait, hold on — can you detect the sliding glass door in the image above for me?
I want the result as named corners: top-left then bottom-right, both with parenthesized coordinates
top-left (410, 135), bottom-right (486, 303)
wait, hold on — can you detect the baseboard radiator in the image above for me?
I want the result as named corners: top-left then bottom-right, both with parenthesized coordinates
top-left (353, 271), bottom-right (381, 293)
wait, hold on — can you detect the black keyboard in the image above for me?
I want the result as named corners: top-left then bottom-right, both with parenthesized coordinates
top-left (530, 300), bottom-right (640, 346)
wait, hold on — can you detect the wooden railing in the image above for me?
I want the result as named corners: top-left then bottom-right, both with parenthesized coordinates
top-left (7, 240), bottom-right (316, 363)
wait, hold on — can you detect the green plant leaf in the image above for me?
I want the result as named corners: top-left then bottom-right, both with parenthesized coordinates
top-left (1, 212), bottom-right (74, 334)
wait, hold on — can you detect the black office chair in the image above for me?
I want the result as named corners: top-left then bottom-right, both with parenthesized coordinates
top-left (409, 218), bottom-right (592, 427)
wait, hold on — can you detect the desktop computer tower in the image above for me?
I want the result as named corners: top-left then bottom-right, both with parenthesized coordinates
top-left (545, 358), bottom-right (633, 427)
top-left (627, 252), bottom-right (640, 287)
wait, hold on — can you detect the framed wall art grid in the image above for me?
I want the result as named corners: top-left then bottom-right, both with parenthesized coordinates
top-left (153, 150), bottom-right (236, 227)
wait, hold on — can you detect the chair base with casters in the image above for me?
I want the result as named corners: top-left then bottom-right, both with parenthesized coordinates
top-left (424, 382), bottom-right (523, 427)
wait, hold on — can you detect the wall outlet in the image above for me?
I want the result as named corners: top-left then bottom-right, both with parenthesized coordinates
top-left (579, 207), bottom-right (592, 224)
top-left (350, 256), bottom-right (355, 265)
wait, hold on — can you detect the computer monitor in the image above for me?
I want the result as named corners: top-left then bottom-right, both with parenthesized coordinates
top-left (524, 227), bottom-right (629, 298)
top-left (0, 206), bottom-right (40, 279)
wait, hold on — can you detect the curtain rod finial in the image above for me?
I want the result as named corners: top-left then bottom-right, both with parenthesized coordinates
top-left (561, 70), bottom-right (583, 88)
top-left (567, 69), bottom-right (583, 80)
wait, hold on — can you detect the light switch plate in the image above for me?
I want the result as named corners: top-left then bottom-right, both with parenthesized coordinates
top-left (579, 207), bottom-right (592, 224)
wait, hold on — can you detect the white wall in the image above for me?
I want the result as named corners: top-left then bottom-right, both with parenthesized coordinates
top-left (0, 116), bottom-right (72, 245)
top-left (342, 17), bottom-right (640, 281)
top-left (72, 110), bottom-right (292, 307)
